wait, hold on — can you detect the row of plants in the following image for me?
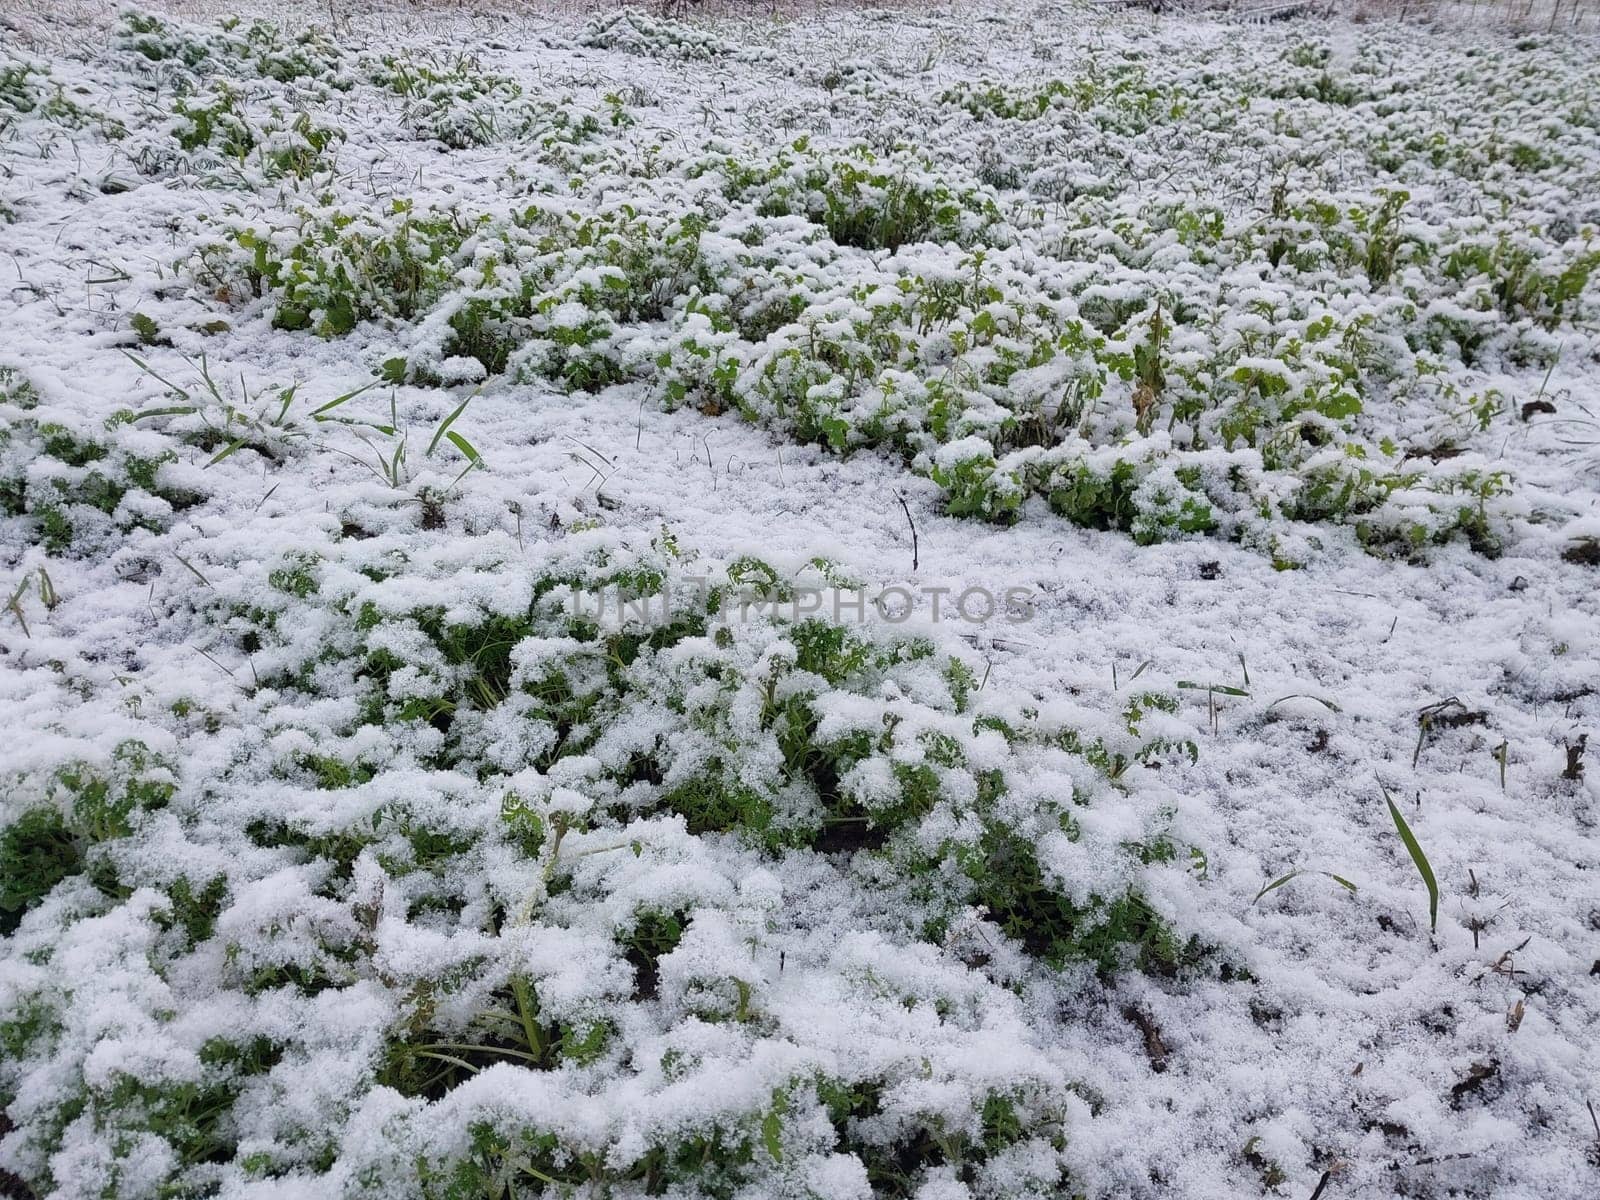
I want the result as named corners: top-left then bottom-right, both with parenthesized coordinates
top-left (11, 10), bottom-right (1591, 1199)
top-left (189, 162), bottom-right (1524, 563)
top-left (1, 305), bottom-right (1208, 1198)
top-left (24, 12), bottom-right (1578, 564)
top-left (0, 504), bottom-right (1211, 1194)
top-left (101, 9), bottom-right (607, 187)
top-left (368, 50), bottom-right (604, 151)
top-left (576, 8), bottom-right (773, 62)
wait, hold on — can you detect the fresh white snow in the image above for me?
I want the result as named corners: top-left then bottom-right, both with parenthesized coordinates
top-left (1, 3), bottom-right (1598, 1199)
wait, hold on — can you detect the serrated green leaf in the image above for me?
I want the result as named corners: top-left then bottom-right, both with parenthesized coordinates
top-left (761, 1108), bottom-right (783, 1163)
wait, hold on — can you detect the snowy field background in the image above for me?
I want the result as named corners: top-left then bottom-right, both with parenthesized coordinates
top-left (1, 2), bottom-right (1598, 1198)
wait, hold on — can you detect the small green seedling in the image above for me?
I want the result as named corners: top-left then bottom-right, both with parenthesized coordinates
top-left (1382, 784), bottom-right (1439, 934)
top-left (1253, 869), bottom-right (1358, 905)
top-left (1178, 679), bottom-right (1249, 734)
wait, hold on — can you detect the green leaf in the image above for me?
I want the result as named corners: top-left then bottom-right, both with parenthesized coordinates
top-left (761, 1107), bottom-right (783, 1163)
top-left (1177, 681), bottom-right (1250, 697)
top-left (310, 378), bottom-right (382, 419)
top-left (1382, 786), bottom-right (1439, 933)
top-left (1267, 694), bottom-right (1342, 712)
top-left (444, 430), bottom-right (483, 466)
top-left (130, 312), bottom-right (160, 345)
top-left (1253, 869), bottom-right (1358, 905)
top-left (205, 437), bottom-right (249, 467)
top-left (1252, 871), bottom-right (1301, 904)
top-left (121, 351), bottom-right (193, 402)
top-left (428, 395), bottom-right (474, 456)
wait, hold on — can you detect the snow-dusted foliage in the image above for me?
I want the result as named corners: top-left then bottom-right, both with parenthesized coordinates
top-left (157, 9), bottom-right (1600, 566)
top-left (1, 4), bottom-right (1598, 1200)
top-left (577, 7), bottom-right (772, 62)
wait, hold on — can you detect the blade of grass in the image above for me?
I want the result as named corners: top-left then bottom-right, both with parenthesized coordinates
top-left (309, 378), bottom-right (382, 419)
top-left (444, 429), bottom-right (483, 467)
top-left (427, 393), bottom-right (476, 456)
top-left (6, 571), bottom-right (33, 638)
top-left (1178, 680), bottom-right (1249, 697)
top-left (205, 437), bottom-right (250, 467)
top-left (193, 353), bottom-right (226, 405)
top-left (121, 351), bottom-right (194, 402)
top-left (444, 430), bottom-right (486, 490)
top-left (172, 553), bottom-right (211, 587)
top-left (1382, 784), bottom-right (1439, 933)
top-left (1252, 871), bottom-right (1302, 904)
top-left (271, 384), bottom-right (298, 425)
top-left (1266, 694), bottom-right (1342, 712)
top-left (1253, 869), bottom-right (1358, 905)
top-left (129, 405), bottom-right (200, 421)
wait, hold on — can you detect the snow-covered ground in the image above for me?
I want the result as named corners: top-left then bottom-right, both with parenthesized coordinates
top-left (2, 4), bottom-right (1598, 1199)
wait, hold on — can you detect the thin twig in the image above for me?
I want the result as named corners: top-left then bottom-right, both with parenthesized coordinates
top-left (895, 491), bottom-right (918, 572)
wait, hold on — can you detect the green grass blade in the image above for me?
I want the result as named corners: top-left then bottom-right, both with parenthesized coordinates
top-left (309, 378), bottom-right (381, 419)
top-left (194, 352), bottom-right (225, 405)
top-left (1252, 870), bottom-right (1301, 904)
top-left (205, 437), bottom-right (249, 467)
top-left (1383, 786), bottom-right (1439, 933)
top-left (1178, 681), bottom-right (1250, 697)
top-left (1267, 694), bottom-right (1342, 712)
top-left (1254, 869), bottom-right (1358, 905)
top-left (428, 395), bottom-right (474, 456)
top-left (272, 384), bottom-right (298, 424)
top-left (444, 430), bottom-right (483, 467)
top-left (120, 351), bottom-right (193, 402)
